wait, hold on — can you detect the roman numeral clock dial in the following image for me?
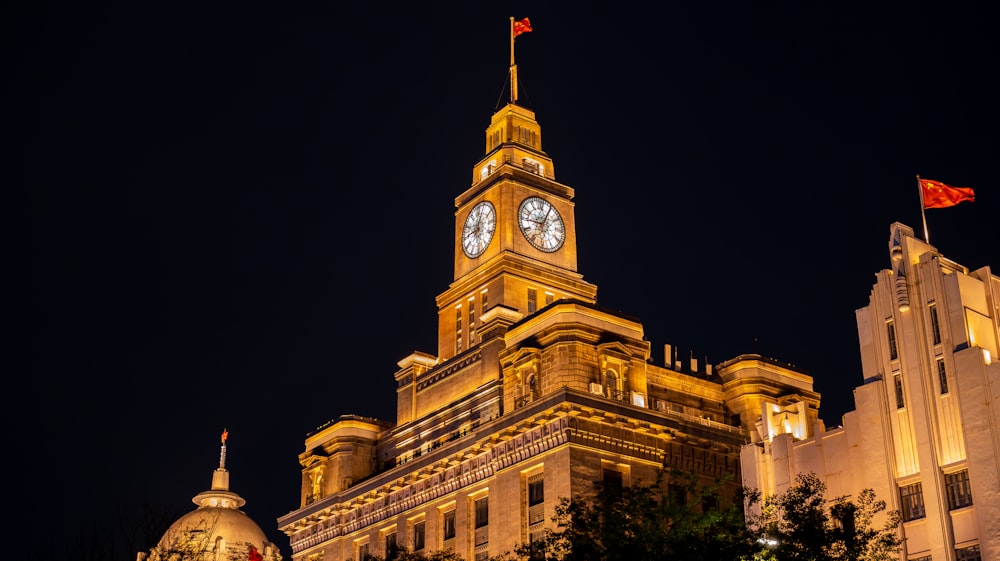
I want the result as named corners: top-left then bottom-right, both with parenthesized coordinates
top-left (518, 196), bottom-right (565, 252)
top-left (461, 201), bottom-right (497, 258)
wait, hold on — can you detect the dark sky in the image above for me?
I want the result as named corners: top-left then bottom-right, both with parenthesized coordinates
top-left (17, 3), bottom-right (996, 559)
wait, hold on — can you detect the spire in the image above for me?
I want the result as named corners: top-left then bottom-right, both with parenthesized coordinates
top-left (208, 427), bottom-right (237, 497)
top-left (220, 427), bottom-right (229, 469)
top-left (509, 17), bottom-right (532, 104)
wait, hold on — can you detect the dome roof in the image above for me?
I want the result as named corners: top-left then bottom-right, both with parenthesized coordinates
top-left (138, 430), bottom-right (281, 561)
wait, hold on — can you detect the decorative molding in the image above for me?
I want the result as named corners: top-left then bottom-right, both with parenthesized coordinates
top-left (416, 350), bottom-right (482, 392)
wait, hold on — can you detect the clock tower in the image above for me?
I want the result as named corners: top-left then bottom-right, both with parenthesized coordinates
top-left (436, 101), bottom-right (598, 361)
top-left (283, 27), bottom-right (815, 561)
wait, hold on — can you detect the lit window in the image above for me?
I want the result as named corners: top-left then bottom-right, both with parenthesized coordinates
top-left (468, 297), bottom-right (477, 345)
top-left (455, 305), bottom-right (463, 354)
top-left (527, 288), bottom-right (537, 313)
top-left (480, 160), bottom-right (497, 180)
top-left (929, 303), bottom-right (942, 345)
top-left (945, 470), bottom-right (973, 510)
top-left (899, 482), bottom-right (925, 521)
top-left (604, 371), bottom-right (622, 401)
top-left (887, 319), bottom-right (898, 360)
top-left (937, 357), bottom-right (949, 394)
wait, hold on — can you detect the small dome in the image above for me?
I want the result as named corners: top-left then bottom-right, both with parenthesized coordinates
top-left (155, 500), bottom-right (270, 557)
top-left (138, 430), bottom-right (282, 561)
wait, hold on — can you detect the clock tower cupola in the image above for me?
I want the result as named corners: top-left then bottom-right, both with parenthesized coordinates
top-left (435, 72), bottom-right (597, 360)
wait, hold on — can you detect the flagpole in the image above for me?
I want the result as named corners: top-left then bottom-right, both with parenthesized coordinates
top-left (509, 17), bottom-right (518, 103)
top-left (916, 174), bottom-right (929, 244)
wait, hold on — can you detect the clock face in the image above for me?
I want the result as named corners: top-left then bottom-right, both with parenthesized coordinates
top-left (518, 196), bottom-right (565, 252)
top-left (462, 201), bottom-right (497, 258)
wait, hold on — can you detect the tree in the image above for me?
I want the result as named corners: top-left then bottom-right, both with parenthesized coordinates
top-left (508, 469), bottom-right (901, 561)
top-left (750, 473), bottom-right (903, 561)
top-left (517, 468), bottom-right (761, 561)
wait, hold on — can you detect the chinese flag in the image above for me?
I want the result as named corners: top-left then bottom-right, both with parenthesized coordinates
top-left (513, 17), bottom-right (532, 37)
top-left (920, 178), bottom-right (975, 209)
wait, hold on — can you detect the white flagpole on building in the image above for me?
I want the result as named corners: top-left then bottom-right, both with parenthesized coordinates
top-left (916, 174), bottom-right (930, 244)
top-left (509, 17), bottom-right (518, 104)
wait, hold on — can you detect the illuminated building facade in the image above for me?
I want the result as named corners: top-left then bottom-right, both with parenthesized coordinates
top-left (741, 222), bottom-right (999, 561)
top-left (276, 98), bottom-right (816, 560)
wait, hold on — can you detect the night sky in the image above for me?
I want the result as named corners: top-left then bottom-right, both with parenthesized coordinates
top-left (18, 3), bottom-right (996, 560)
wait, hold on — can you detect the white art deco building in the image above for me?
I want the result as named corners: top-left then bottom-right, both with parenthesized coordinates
top-left (742, 222), bottom-right (999, 561)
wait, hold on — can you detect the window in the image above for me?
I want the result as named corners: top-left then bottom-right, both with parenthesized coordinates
top-left (887, 320), bottom-right (898, 360)
top-left (474, 495), bottom-right (489, 556)
top-left (455, 306), bottom-right (463, 354)
top-left (602, 468), bottom-right (623, 494)
top-left (357, 542), bottom-right (370, 561)
top-left (528, 530), bottom-right (545, 560)
top-left (475, 496), bottom-right (489, 528)
top-left (480, 160), bottom-right (496, 180)
top-left (526, 472), bottom-right (547, 531)
top-left (412, 521), bottom-right (425, 551)
top-left (468, 297), bottom-right (477, 345)
top-left (544, 292), bottom-right (554, 306)
top-left (442, 509), bottom-right (456, 540)
top-left (929, 303), bottom-right (942, 344)
top-left (702, 493), bottom-right (719, 512)
top-left (937, 357), bottom-right (949, 394)
top-left (385, 532), bottom-right (398, 560)
top-left (527, 288), bottom-right (537, 313)
top-left (668, 482), bottom-right (687, 506)
top-left (956, 545), bottom-right (981, 561)
top-left (481, 290), bottom-right (488, 314)
top-left (899, 482), bottom-right (925, 521)
top-left (528, 477), bottom-right (544, 506)
top-left (945, 470), bottom-right (973, 510)
top-left (894, 373), bottom-right (905, 409)
top-left (910, 556), bottom-right (932, 561)
top-left (604, 370), bottom-right (623, 401)
top-left (527, 374), bottom-right (539, 401)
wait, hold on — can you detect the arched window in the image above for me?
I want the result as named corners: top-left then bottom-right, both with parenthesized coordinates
top-left (527, 374), bottom-right (540, 400)
top-left (604, 370), bottom-right (618, 392)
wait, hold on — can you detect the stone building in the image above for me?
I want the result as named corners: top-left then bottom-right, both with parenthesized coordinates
top-left (276, 80), bottom-right (814, 560)
top-left (741, 222), bottom-right (998, 561)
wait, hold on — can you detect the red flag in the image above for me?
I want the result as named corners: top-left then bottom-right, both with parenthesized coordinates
top-left (248, 544), bottom-right (263, 561)
top-left (513, 17), bottom-right (532, 37)
top-left (920, 178), bottom-right (975, 209)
